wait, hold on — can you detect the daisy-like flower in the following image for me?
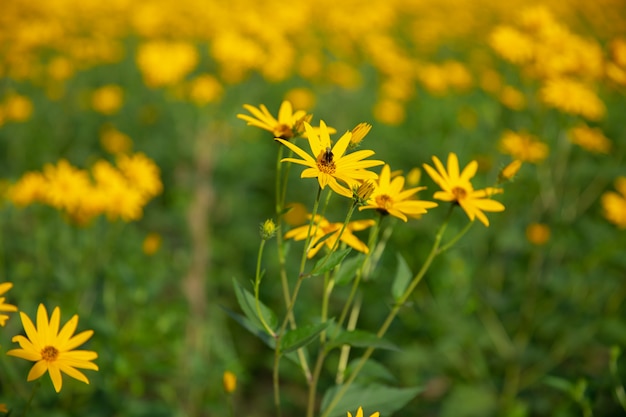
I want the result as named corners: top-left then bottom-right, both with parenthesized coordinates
top-left (423, 153), bottom-right (505, 227)
top-left (285, 214), bottom-right (375, 258)
top-left (347, 406), bottom-right (380, 417)
top-left (0, 282), bottom-right (18, 326)
top-left (359, 164), bottom-right (438, 221)
top-left (540, 78), bottom-right (605, 120)
top-left (276, 121), bottom-right (384, 198)
top-left (237, 100), bottom-right (311, 139)
top-left (7, 304), bottom-right (99, 393)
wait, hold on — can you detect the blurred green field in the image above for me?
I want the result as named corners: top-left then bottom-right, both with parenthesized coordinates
top-left (1, 0), bottom-right (626, 416)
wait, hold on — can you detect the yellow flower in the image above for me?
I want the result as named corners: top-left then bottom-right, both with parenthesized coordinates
top-left (0, 403), bottom-right (7, 413)
top-left (499, 85), bottom-right (526, 111)
top-left (601, 177), bottom-right (626, 229)
top-left (349, 123), bottom-right (372, 147)
top-left (526, 223), bottom-right (551, 245)
top-left (136, 41), bottom-right (199, 88)
top-left (42, 160), bottom-right (92, 213)
top-left (188, 74), bottom-right (223, 106)
top-left (277, 121), bottom-right (384, 198)
top-left (0, 282), bottom-right (18, 327)
top-left (116, 153), bottom-right (163, 199)
top-left (285, 88), bottom-right (316, 111)
top-left (489, 25), bottom-right (534, 65)
top-left (423, 153), bottom-right (505, 227)
top-left (359, 164), bottom-right (437, 221)
top-left (223, 371), bottom-right (237, 394)
top-left (99, 125), bottom-right (133, 155)
top-left (498, 160), bottom-right (523, 182)
top-left (7, 304), bottom-right (98, 393)
top-left (3, 94), bottom-right (33, 122)
top-left (540, 78), bottom-right (605, 120)
top-left (567, 125), bottom-right (612, 154)
top-left (285, 215), bottom-right (375, 258)
top-left (237, 100), bottom-right (311, 140)
top-left (7, 172), bottom-right (47, 207)
top-left (142, 232), bottom-right (162, 255)
top-left (347, 406), bottom-right (380, 417)
top-left (91, 85), bottom-right (124, 115)
top-left (373, 98), bottom-right (405, 126)
top-left (498, 131), bottom-right (549, 164)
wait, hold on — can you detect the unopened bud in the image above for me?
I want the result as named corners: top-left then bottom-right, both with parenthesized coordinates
top-left (498, 160), bottom-right (522, 183)
top-left (353, 181), bottom-right (375, 206)
top-left (260, 219), bottom-right (277, 240)
top-left (349, 123), bottom-right (372, 147)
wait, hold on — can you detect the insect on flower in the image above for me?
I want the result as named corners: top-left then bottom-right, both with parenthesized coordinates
top-left (322, 147), bottom-right (334, 164)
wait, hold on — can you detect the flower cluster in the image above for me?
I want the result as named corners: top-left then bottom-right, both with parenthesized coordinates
top-left (6, 153), bottom-right (162, 224)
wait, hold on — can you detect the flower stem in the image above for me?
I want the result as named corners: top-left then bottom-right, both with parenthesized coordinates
top-left (20, 380), bottom-right (41, 417)
top-left (320, 208), bottom-right (455, 417)
top-left (254, 239), bottom-right (276, 337)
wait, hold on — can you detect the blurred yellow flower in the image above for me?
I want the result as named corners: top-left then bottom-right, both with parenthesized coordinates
top-left (526, 222), bottom-right (551, 245)
top-left (347, 406), bottom-right (380, 417)
top-left (540, 78), bottom-right (605, 120)
top-left (7, 172), bottom-right (47, 207)
top-left (188, 74), bottom-right (223, 106)
top-left (423, 153), bottom-right (505, 227)
top-left (499, 131), bottom-right (549, 164)
top-left (285, 215), bottom-right (374, 258)
top-left (489, 25), bottom-right (534, 65)
top-left (0, 403), bottom-right (7, 413)
top-left (92, 160), bottom-right (146, 222)
top-left (601, 177), bottom-right (626, 229)
top-left (99, 125), bottom-right (133, 155)
top-left (7, 304), bottom-right (99, 393)
top-left (406, 167), bottom-right (422, 187)
top-left (91, 85), bottom-right (124, 115)
top-left (498, 160), bottom-right (523, 182)
top-left (223, 371), bottom-right (237, 394)
top-left (373, 98), bottom-right (405, 125)
top-left (359, 164), bottom-right (437, 222)
top-left (142, 232), bottom-right (162, 255)
top-left (0, 282), bottom-right (18, 327)
top-left (499, 85), bottom-right (526, 111)
top-left (3, 94), bottom-right (33, 122)
top-left (136, 41), bottom-right (199, 88)
top-left (42, 159), bottom-right (92, 213)
top-left (284, 88), bottom-right (316, 111)
top-left (238, 101), bottom-right (311, 140)
top-left (47, 56), bottom-right (74, 81)
top-left (116, 153), bottom-right (163, 199)
top-left (276, 121), bottom-right (384, 198)
top-left (567, 125), bottom-right (611, 154)
top-left (284, 202), bottom-right (309, 226)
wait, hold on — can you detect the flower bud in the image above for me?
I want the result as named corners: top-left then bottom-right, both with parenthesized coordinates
top-left (260, 219), bottom-right (277, 240)
top-left (349, 123), bottom-right (372, 148)
top-left (498, 160), bottom-right (522, 183)
top-left (353, 181), bottom-right (375, 206)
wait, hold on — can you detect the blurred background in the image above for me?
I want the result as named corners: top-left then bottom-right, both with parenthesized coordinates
top-left (1, 0), bottom-right (626, 416)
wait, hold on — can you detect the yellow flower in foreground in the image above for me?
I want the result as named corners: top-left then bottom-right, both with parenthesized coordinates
top-left (347, 406), bottom-right (380, 417)
top-left (359, 164), bottom-right (438, 221)
top-left (0, 282), bottom-right (18, 326)
top-left (237, 100), bottom-right (311, 140)
top-left (277, 121), bottom-right (384, 198)
top-left (7, 304), bottom-right (98, 393)
top-left (601, 176), bottom-right (626, 229)
top-left (285, 215), bottom-right (374, 258)
top-left (423, 153), bottom-right (505, 226)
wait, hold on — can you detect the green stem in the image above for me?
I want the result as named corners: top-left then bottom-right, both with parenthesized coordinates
top-left (320, 207), bottom-right (455, 417)
top-left (254, 239), bottom-right (275, 337)
top-left (20, 380), bottom-right (41, 417)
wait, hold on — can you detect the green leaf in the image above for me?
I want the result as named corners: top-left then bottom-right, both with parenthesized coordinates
top-left (391, 253), bottom-right (412, 300)
top-left (325, 330), bottom-right (399, 352)
top-left (232, 278), bottom-right (278, 333)
top-left (345, 358), bottom-right (397, 384)
top-left (311, 248), bottom-right (351, 276)
top-left (219, 305), bottom-right (275, 349)
top-left (281, 320), bottom-right (333, 353)
top-left (334, 255), bottom-right (364, 286)
top-left (543, 375), bottom-right (574, 393)
top-left (321, 383), bottom-right (422, 417)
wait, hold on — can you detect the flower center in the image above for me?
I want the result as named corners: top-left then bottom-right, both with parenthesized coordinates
top-left (41, 345), bottom-right (59, 362)
top-left (375, 194), bottom-right (393, 211)
top-left (274, 124), bottom-right (293, 139)
top-left (452, 186), bottom-right (467, 201)
top-left (316, 148), bottom-right (336, 174)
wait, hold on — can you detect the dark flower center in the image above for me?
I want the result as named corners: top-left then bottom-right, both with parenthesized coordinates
top-left (452, 186), bottom-right (467, 201)
top-left (41, 345), bottom-right (59, 361)
top-left (274, 124), bottom-right (294, 139)
top-left (317, 148), bottom-right (336, 174)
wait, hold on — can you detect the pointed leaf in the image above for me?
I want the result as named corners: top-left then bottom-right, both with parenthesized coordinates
top-left (281, 320), bottom-right (333, 353)
top-left (232, 278), bottom-right (278, 333)
top-left (219, 306), bottom-right (275, 348)
top-left (345, 358), bottom-right (397, 384)
top-left (334, 255), bottom-right (364, 286)
top-left (321, 383), bottom-right (423, 417)
top-left (391, 253), bottom-right (412, 300)
top-left (326, 330), bottom-right (399, 352)
top-left (312, 248), bottom-right (351, 276)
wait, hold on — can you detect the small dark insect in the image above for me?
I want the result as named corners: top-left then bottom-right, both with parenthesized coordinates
top-left (322, 147), bottom-right (334, 164)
